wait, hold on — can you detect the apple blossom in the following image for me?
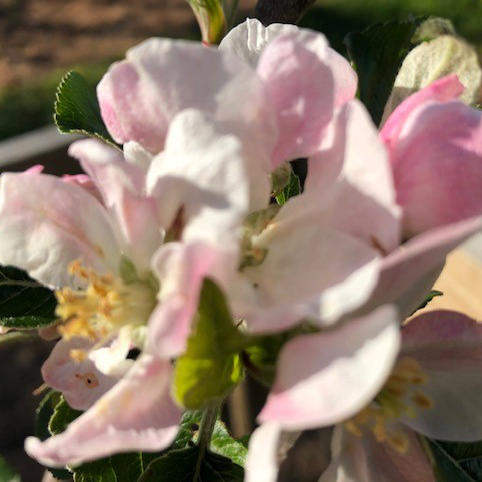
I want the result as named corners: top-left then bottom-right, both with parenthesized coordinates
top-left (247, 310), bottom-right (482, 482)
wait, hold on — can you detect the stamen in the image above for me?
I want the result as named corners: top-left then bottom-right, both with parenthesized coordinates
top-left (55, 260), bottom-right (156, 343)
top-left (344, 357), bottom-right (433, 453)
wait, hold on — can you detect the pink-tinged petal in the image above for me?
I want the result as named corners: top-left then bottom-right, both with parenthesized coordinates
top-left (219, 18), bottom-right (299, 67)
top-left (258, 306), bottom-right (400, 430)
top-left (24, 165), bottom-right (44, 174)
top-left (38, 324), bottom-right (60, 341)
top-left (305, 100), bottom-right (400, 252)
top-left (245, 423), bottom-right (300, 482)
top-left (25, 354), bottom-right (181, 467)
top-left (257, 30), bottom-right (334, 167)
top-left (148, 109), bottom-right (269, 245)
top-left (69, 139), bottom-right (162, 269)
top-left (69, 139), bottom-right (145, 205)
top-left (0, 173), bottom-right (120, 288)
top-left (42, 338), bottom-right (120, 411)
top-left (386, 99), bottom-right (482, 236)
top-left (232, 214), bottom-right (380, 332)
top-left (400, 310), bottom-right (482, 441)
top-left (149, 241), bottom-right (237, 358)
top-left (320, 425), bottom-right (435, 482)
top-left (381, 74), bottom-right (464, 146)
top-left (61, 174), bottom-right (103, 204)
top-left (97, 37), bottom-right (276, 158)
top-left (360, 216), bottom-right (482, 319)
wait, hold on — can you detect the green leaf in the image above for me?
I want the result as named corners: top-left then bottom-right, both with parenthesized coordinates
top-left (174, 279), bottom-right (252, 409)
top-left (344, 19), bottom-right (423, 126)
top-left (426, 438), bottom-right (482, 481)
top-left (411, 290), bottom-right (443, 315)
top-left (49, 396), bottom-right (83, 436)
top-left (276, 171), bottom-right (301, 205)
top-left (0, 457), bottom-right (20, 482)
top-left (35, 392), bottom-right (72, 480)
top-left (171, 410), bottom-right (247, 466)
top-left (211, 420), bottom-right (248, 467)
top-left (0, 265), bottom-right (57, 329)
top-left (73, 453), bottom-right (160, 482)
top-left (55, 71), bottom-right (119, 148)
top-left (138, 447), bottom-right (244, 482)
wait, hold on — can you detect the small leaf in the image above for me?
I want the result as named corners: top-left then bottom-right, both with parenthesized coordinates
top-left (0, 457), bottom-right (20, 482)
top-left (344, 19), bottom-right (423, 125)
top-left (211, 420), bottom-right (248, 467)
top-left (0, 265), bottom-right (57, 329)
top-left (174, 279), bottom-right (252, 409)
top-left (276, 170), bottom-right (301, 205)
top-left (49, 396), bottom-right (83, 436)
top-left (55, 71), bottom-right (119, 148)
top-left (35, 392), bottom-right (72, 480)
top-left (411, 290), bottom-right (443, 315)
top-left (426, 438), bottom-right (481, 481)
top-left (138, 447), bottom-right (244, 482)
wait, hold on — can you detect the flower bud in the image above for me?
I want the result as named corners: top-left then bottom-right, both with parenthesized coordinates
top-left (187, 0), bottom-right (227, 45)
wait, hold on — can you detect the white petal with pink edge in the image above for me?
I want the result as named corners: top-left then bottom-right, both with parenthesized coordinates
top-left (25, 354), bottom-right (181, 467)
top-left (258, 306), bottom-right (400, 430)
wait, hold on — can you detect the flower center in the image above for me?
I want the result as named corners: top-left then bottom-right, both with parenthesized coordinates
top-left (55, 260), bottom-right (157, 343)
top-left (344, 357), bottom-right (433, 453)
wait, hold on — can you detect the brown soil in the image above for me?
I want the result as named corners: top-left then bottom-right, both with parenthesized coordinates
top-left (0, 0), bottom-right (256, 89)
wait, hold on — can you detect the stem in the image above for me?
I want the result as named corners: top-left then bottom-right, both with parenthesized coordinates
top-left (193, 405), bottom-right (219, 480)
top-left (197, 405), bottom-right (219, 451)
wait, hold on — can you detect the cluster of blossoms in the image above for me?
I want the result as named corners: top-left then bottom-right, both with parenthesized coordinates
top-left (1, 17), bottom-right (482, 481)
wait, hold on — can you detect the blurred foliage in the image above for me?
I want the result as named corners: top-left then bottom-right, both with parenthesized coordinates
top-left (0, 60), bottom-right (114, 141)
top-left (301, 0), bottom-right (482, 54)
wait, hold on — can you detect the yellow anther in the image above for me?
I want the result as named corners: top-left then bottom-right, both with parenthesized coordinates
top-left (56, 260), bottom-right (156, 343)
top-left (387, 431), bottom-right (409, 454)
top-left (344, 357), bottom-right (433, 454)
top-left (412, 391), bottom-right (434, 410)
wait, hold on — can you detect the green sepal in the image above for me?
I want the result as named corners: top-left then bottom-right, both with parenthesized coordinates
top-left (411, 290), bottom-right (443, 316)
top-left (174, 279), bottom-right (253, 409)
top-left (276, 170), bottom-right (301, 205)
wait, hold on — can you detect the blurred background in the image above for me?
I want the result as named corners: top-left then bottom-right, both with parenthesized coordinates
top-left (1, 0), bottom-right (482, 481)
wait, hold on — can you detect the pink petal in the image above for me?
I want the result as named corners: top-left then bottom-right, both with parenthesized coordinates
top-left (320, 425), bottom-right (435, 482)
top-left (69, 139), bottom-right (162, 270)
top-left (147, 109), bottom-right (269, 245)
top-left (42, 338), bottom-right (119, 411)
top-left (305, 100), bottom-right (401, 252)
top-left (61, 174), bottom-right (103, 204)
top-left (25, 354), bottom-right (181, 467)
top-left (231, 221), bottom-right (380, 332)
top-left (381, 74), bottom-right (464, 147)
top-left (97, 38), bottom-right (276, 159)
top-left (219, 18), bottom-right (299, 67)
top-left (0, 173), bottom-right (120, 288)
top-left (400, 310), bottom-right (482, 441)
top-left (148, 241), bottom-right (237, 358)
top-left (257, 30), bottom-right (334, 167)
top-left (258, 306), bottom-right (400, 430)
top-left (363, 216), bottom-right (482, 318)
